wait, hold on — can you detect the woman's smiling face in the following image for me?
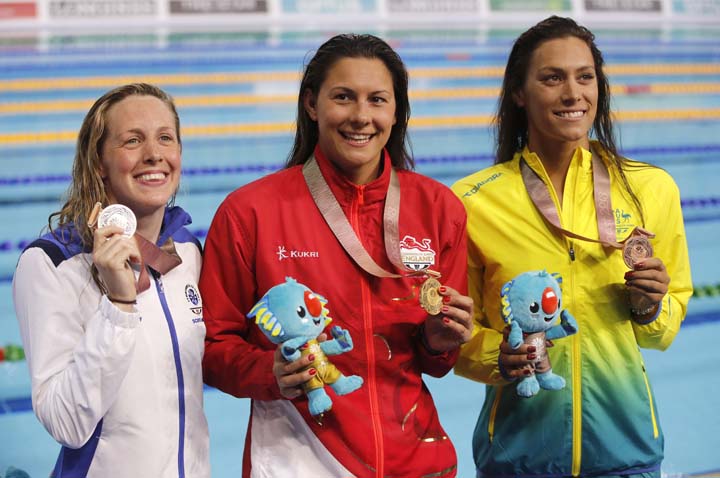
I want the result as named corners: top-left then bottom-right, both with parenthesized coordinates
top-left (514, 36), bottom-right (598, 152)
top-left (304, 56), bottom-right (397, 185)
top-left (99, 94), bottom-right (181, 219)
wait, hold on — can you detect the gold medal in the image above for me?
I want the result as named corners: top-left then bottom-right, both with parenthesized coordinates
top-left (623, 235), bottom-right (653, 268)
top-left (419, 277), bottom-right (443, 315)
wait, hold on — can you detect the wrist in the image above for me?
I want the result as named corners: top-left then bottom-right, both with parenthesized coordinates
top-left (498, 356), bottom-right (515, 382)
top-left (107, 295), bottom-right (138, 313)
top-left (417, 323), bottom-right (444, 356)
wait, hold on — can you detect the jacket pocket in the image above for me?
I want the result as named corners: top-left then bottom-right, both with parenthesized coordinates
top-left (488, 386), bottom-right (503, 443)
top-left (641, 363), bottom-right (659, 439)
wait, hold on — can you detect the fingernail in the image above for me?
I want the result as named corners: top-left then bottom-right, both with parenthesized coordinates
top-left (635, 262), bottom-right (645, 269)
top-left (624, 271), bottom-right (634, 279)
top-left (523, 369), bottom-right (531, 375)
top-left (441, 306), bottom-right (449, 314)
top-left (527, 346), bottom-right (536, 353)
top-left (308, 354), bottom-right (315, 362)
top-left (443, 295), bottom-right (451, 303)
top-left (439, 286), bottom-right (447, 293)
top-left (442, 317), bottom-right (450, 324)
top-left (309, 368), bottom-right (316, 376)
top-left (527, 353), bottom-right (536, 360)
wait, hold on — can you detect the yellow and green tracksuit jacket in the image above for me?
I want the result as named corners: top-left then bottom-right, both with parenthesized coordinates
top-left (451, 143), bottom-right (692, 477)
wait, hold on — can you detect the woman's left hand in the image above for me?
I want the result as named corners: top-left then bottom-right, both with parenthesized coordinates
top-left (625, 257), bottom-right (670, 314)
top-left (422, 285), bottom-right (474, 353)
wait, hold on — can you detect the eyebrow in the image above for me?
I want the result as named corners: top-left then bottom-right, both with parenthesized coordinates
top-left (538, 65), bottom-right (595, 73)
top-left (118, 126), bottom-right (175, 135)
top-left (329, 85), bottom-right (392, 95)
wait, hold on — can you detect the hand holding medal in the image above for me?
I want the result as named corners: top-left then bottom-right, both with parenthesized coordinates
top-left (420, 280), bottom-right (474, 354)
top-left (89, 202), bottom-right (142, 307)
top-left (622, 230), bottom-right (670, 321)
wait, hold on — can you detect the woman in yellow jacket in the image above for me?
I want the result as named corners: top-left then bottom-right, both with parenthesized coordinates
top-left (451, 16), bottom-right (692, 478)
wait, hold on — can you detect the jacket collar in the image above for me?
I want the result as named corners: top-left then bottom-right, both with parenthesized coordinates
top-left (517, 143), bottom-right (595, 181)
top-left (158, 205), bottom-right (193, 246)
top-left (313, 145), bottom-right (392, 207)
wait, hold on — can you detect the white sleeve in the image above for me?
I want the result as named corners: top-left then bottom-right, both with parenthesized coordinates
top-left (12, 247), bottom-right (141, 449)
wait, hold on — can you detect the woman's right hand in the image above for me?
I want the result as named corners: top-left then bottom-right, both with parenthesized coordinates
top-left (92, 225), bottom-right (141, 309)
top-left (498, 326), bottom-right (535, 380)
top-left (272, 346), bottom-right (317, 400)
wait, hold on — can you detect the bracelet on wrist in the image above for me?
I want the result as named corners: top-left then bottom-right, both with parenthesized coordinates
top-left (418, 323), bottom-right (444, 356)
top-left (630, 303), bottom-right (658, 317)
top-left (107, 296), bottom-right (137, 305)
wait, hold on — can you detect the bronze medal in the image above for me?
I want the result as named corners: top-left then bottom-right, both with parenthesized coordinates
top-left (419, 277), bottom-right (443, 315)
top-left (623, 235), bottom-right (653, 268)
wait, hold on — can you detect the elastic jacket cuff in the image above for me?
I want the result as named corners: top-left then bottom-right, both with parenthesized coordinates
top-left (100, 295), bottom-right (142, 328)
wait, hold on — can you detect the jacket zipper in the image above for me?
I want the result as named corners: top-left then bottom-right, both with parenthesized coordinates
top-left (570, 284), bottom-right (581, 476)
top-left (153, 271), bottom-right (187, 478)
top-left (567, 164), bottom-right (581, 476)
top-left (352, 186), bottom-right (384, 476)
top-left (641, 363), bottom-right (659, 438)
top-left (566, 237), bottom-right (581, 476)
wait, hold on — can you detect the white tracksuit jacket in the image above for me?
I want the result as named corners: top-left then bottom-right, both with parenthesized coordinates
top-left (12, 206), bottom-right (210, 478)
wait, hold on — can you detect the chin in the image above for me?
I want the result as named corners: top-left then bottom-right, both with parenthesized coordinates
top-left (133, 199), bottom-right (173, 215)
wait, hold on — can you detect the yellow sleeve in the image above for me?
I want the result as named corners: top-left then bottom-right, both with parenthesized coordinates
top-left (632, 176), bottom-right (693, 350)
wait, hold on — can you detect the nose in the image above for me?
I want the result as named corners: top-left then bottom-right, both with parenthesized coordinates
top-left (562, 80), bottom-right (582, 104)
top-left (304, 291), bottom-right (322, 318)
top-left (541, 287), bottom-right (558, 314)
top-left (350, 101), bottom-right (371, 125)
top-left (144, 141), bottom-right (163, 163)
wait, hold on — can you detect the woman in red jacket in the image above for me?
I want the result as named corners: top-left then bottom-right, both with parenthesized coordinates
top-left (200, 34), bottom-right (473, 478)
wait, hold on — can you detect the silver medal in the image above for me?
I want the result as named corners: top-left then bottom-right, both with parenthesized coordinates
top-left (98, 204), bottom-right (137, 238)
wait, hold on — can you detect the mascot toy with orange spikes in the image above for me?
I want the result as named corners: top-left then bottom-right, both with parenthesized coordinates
top-left (248, 277), bottom-right (363, 415)
top-left (501, 270), bottom-right (579, 398)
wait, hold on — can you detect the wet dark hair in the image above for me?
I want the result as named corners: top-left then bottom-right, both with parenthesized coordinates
top-left (286, 33), bottom-right (413, 170)
top-left (496, 16), bottom-right (645, 224)
top-left (496, 15), bottom-right (615, 163)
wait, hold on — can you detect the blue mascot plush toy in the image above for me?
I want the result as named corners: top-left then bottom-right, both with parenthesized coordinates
top-left (501, 270), bottom-right (579, 398)
top-left (248, 277), bottom-right (363, 415)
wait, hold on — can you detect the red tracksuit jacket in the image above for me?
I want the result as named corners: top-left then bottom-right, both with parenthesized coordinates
top-left (200, 148), bottom-right (468, 478)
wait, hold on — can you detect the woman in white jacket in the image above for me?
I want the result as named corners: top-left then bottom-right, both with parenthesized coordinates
top-left (12, 83), bottom-right (210, 478)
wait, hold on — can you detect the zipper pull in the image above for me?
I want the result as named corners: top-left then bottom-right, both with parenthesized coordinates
top-left (150, 269), bottom-right (164, 291)
top-left (569, 246), bottom-right (576, 261)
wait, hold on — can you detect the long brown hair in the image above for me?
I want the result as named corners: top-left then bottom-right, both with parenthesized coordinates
top-left (495, 16), bottom-right (646, 224)
top-left (48, 83), bottom-right (181, 249)
top-left (286, 33), bottom-right (413, 170)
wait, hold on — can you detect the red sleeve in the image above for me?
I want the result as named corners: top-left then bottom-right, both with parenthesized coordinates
top-left (200, 199), bottom-right (282, 400)
top-left (415, 195), bottom-right (468, 377)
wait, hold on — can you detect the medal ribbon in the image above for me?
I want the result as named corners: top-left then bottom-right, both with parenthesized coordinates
top-left (520, 148), bottom-right (653, 248)
top-left (134, 234), bottom-right (183, 292)
top-left (302, 155), bottom-right (416, 279)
